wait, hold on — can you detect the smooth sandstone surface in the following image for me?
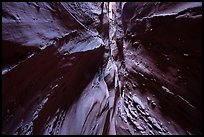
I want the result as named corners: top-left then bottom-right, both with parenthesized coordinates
top-left (2, 2), bottom-right (202, 135)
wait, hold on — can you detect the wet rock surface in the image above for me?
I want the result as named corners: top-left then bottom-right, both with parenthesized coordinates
top-left (2, 2), bottom-right (202, 135)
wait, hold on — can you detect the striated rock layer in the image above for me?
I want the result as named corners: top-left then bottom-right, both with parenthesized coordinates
top-left (118, 2), bottom-right (202, 135)
top-left (2, 2), bottom-right (202, 135)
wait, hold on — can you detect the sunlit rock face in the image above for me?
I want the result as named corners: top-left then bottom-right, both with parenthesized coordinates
top-left (2, 2), bottom-right (202, 135)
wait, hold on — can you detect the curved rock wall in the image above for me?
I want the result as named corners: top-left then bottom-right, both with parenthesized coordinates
top-left (118, 2), bottom-right (202, 135)
top-left (2, 2), bottom-right (110, 135)
top-left (2, 2), bottom-right (202, 135)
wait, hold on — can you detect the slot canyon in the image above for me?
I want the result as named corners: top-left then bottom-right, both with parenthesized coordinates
top-left (2, 2), bottom-right (202, 135)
